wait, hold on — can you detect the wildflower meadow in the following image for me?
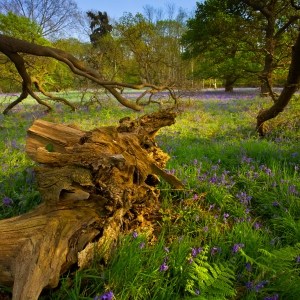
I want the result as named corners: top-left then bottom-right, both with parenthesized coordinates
top-left (1, 88), bottom-right (300, 299)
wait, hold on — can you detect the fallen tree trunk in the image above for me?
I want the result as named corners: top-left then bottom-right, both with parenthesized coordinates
top-left (0, 109), bottom-right (183, 300)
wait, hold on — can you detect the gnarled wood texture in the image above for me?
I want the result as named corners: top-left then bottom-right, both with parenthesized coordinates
top-left (0, 109), bottom-right (183, 300)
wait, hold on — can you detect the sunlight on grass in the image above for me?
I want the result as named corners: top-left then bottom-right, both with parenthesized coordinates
top-left (1, 89), bottom-right (300, 299)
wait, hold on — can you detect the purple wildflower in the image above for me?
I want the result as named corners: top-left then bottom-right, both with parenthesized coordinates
top-left (295, 255), bottom-right (300, 263)
top-left (193, 194), bottom-right (198, 200)
top-left (191, 247), bottom-right (202, 258)
top-left (195, 289), bottom-right (200, 295)
top-left (263, 294), bottom-right (279, 300)
top-left (94, 291), bottom-right (114, 300)
top-left (192, 248), bottom-right (197, 258)
top-left (289, 185), bottom-right (298, 195)
top-left (253, 172), bottom-right (259, 178)
top-left (164, 247), bottom-right (169, 253)
top-left (246, 281), bottom-right (253, 290)
top-left (139, 242), bottom-right (145, 249)
top-left (2, 197), bottom-right (14, 207)
top-left (211, 247), bottom-right (222, 255)
top-left (255, 280), bottom-right (270, 292)
top-left (245, 262), bottom-right (252, 272)
top-left (223, 213), bottom-right (229, 222)
top-left (210, 173), bottom-right (218, 184)
top-left (203, 226), bottom-right (208, 232)
top-left (159, 262), bottom-right (169, 272)
top-left (253, 222), bottom-right (260, 230)
top-left (132, 231), bottom-right (138, 239)
top-left (195, 215), bottom-right (199, 221)
top-left (232, 244), bottom-right (244, 253)
top-left (265, 168), bottom-right (272, 175)
top-left (208, 204), bottom-right (215, 211)
top-left (236, 191), bottom-right (252, 206)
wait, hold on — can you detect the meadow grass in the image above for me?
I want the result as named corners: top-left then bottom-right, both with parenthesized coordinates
top-left (1, 88), bottom-right (300, 300)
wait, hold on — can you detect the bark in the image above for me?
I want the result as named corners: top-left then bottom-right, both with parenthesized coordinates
top-left (0, 109), bottom-right (183, 300)
top-left (0, 34), bottom-right (178, 114)
top-left (224, 75), bottom-right (236, 92)
top-left (257, 32), bottom-right (300, 135)
top-left (260, 21), bottom-right (276, 95)
top-left (241, 0), bottom-right (300, 94)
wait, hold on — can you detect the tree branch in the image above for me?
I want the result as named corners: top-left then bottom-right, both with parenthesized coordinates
top-left (0, 34), bottom-right (178, 114)
top-left (257, 31), bottom-right (300, 135)
top-left (241, 0), bottom-right (271, 18)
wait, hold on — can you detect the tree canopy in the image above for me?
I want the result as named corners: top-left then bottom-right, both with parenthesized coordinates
top-left (182, 0), bottom-right (300, 93)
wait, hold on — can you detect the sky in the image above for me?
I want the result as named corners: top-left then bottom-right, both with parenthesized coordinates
top-left (75, 0), bottom-right (198, 20)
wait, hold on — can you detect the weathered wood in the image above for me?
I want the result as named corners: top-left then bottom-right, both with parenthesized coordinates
top-left (26, 119), bottom-right (86, 161)
top-left (0, 109), bottom-right (183, 300)
top-left (0, 199), bottom-right (103, 299)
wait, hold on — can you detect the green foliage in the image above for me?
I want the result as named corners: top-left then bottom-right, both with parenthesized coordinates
top-left (87, 11), bottom-right (113, 46)
top-left (185, 246), bottom-right (236, 299)
top-left (115, 12), bottom-right (188, 85)
top-left (0, 12), bottom-right (54, 92)
top-left (0, 11), bottom-right (49, 45)
top-left (181, 0), bottom-right (262, 88)
top-left (2, 90), bottom-right (300, 299)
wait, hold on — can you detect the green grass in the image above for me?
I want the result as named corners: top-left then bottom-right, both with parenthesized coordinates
top-left (1, 89), bottom-right (300, 300)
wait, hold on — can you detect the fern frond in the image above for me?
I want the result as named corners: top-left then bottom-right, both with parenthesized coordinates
top-left (185, 245), bottom-right (236, 299)
top-left (239, 248), bottom-right (276, 272)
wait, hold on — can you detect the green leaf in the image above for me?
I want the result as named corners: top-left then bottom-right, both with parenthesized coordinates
top-left (45, 143), bottom-right (54, 152)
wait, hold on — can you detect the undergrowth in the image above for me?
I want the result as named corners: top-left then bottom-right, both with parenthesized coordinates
top-left (1, 89), bottom-right (300, 300)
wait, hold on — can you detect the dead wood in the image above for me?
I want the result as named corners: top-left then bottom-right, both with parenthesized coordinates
top-left (0, 109), bottom-right (183, 300)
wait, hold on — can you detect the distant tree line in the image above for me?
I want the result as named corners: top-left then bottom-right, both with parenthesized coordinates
top-left (0, 0), bottom-right (300, 95)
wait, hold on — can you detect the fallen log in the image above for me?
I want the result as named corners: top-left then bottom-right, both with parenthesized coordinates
top-left (0, 109), bottom-right (183, 300)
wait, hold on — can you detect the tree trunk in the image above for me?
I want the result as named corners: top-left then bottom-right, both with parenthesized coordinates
top-left (257, 32), bottom-right (300, 135)
top-left (224, 76), bottom-right (235, 92)
top-left (260, 51), bottom-right (274, 95)
top-left (260, 17), bottom-right (276, 95)
top-left (0, 109), bottom-right (183, 300)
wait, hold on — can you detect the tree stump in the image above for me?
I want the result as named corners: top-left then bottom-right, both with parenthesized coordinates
top-left (0, 109), bottom-right (183, 300)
